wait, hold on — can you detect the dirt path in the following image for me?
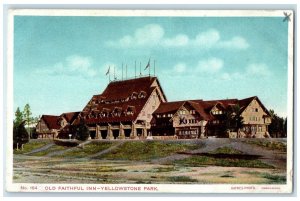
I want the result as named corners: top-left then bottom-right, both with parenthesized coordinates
top-left (24, 143), bottom-right (55, 155)
top-left (46, 140), bottom-right (93, 157)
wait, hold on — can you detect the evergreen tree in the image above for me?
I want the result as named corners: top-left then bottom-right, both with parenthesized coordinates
top-left (283, 117), bottom-right (287, 137)
top-left (23, 104), bottom-right (34, 137)
top-left (14, 107), bottom-right (24, 127)
top-left (269, 109), bottom-right (286, 138)
top-left (222, 104), bottom-right (244, 136)
top-left (13, 120), bottom-right (29, 149)
top-left (75, 119), bottom-right (90, 141)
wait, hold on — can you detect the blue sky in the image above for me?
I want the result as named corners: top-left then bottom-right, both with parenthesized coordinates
top-left (13, 16), bottom-right (288, 118)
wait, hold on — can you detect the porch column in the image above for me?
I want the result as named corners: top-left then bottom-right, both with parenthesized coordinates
top-left (131, 122), bottom-right (137, 138)
top-left (200, 120), bottom-right (207, 138)
top-left (119, 123), bottom-right (125, 139)
top-left (97, 125), bottom-right (102, 139)
top-left (143, 127), bottom-right (147, 138)
top-left (108, 124), bottom-right (114, 140)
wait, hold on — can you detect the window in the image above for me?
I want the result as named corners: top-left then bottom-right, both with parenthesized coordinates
top-left (258, 126), bottom-right (262, 132)
top-left (179, 110), bottom-right (186, 115)
top-left (190, 110), bottom-right (196, 114)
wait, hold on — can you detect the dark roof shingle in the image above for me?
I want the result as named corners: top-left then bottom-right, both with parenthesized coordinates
top-left (41, 115), bottom-right (60, 130)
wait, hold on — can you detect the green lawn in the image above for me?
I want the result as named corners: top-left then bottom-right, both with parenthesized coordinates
top-left (57, 142), bottom-right (116, 158)
top-left (13, 140), bottom-right (51, 154)
top-left (99, 141), bottom-right (200, 161)
top-left (30, 145), bottom-right (66, 156)
top-left (245, 140), bottom-right (287, 152)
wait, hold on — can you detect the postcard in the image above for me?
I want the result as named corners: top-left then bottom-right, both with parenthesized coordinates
top-left (6, 9), bottom-right (294, 193)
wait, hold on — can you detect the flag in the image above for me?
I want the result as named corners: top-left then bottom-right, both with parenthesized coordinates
top-left (106, 66), bottom-right (110, 75)
top-left (144, 59), bottom-right (150, 70)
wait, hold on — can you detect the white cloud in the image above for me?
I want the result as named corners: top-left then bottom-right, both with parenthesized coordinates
top-left (196, 58), bottom-right (224, 73)
top-left (162, 34), bottom-right (189, 47)
top-left (107, 25), bottom-right (249, 50)
top-left (246, 63), bottom-right (271, 77)
top-left (220, 72), bottom-right (244, 80)
top-left (34, 55), bottom-right (97, 78)
top-left (107, 24), bottom-right (164, 48)
top-left (173, 63), bottom-right (187, 73)
top-left (219, 36), bottom-right (249, 49)
top-left (195, 29), bottom-right (220, 48)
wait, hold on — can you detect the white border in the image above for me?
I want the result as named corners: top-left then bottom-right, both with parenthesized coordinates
top-left (5, 9), bottom-right (294, 194)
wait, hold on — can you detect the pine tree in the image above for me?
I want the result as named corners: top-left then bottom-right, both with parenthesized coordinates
top-left (269, 109), bottom-right (286, 138)
top-left (23, 103), bottom-right (33, 136)
top-left (14, 107), bottom-right (24, 127)
top-left (13, 120), bottom-right (29, 149)
top-left (75, 118), bottom-right (90, 141)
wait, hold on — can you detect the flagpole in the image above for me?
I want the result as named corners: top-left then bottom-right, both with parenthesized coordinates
top-left (135, 61), bottom-right (137, 78)
top-left (154, 60), bottom-right (156, 76)
top-left (126, 64), bottom-right (127, 79)
top-left (140, 62), bottom-right (142, 76)
top-left (122, 63), bottom-right (123, 80)
top-left (114, 66), bottom-right (115, 80)
top-left (149, 61), bottom-right (150, 77)
top-left (109, 66), bottom-right (110, 82)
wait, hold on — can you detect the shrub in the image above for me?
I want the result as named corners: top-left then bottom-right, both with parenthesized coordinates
top-left (74, 119), bottom-right (90, 141)
top-left (13, 121), bottom-right (29, 149)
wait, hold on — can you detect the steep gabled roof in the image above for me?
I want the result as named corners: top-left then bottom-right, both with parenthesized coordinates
top-left (188, 101), bottom-right (214, 120)
top-left (41, 115), bottom-right (60, 130)
top-left (60, 112), bottom-right (80, 124)
top-left (101, 76), bottom-right (157, 101)
top-left (79, 76), bottom-right (164, 124)
top-left (154, 101), bottom-right (185, 114)
top-left (239, 96), bottom-right (271, 116)
top-left (153, 100), bottom-right (213, 121)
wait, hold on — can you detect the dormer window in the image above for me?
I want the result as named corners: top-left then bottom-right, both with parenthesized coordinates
top-left (101, 108), bottom-right (110, 117)
top-left (113, 107), bottom-right (122, 117)
top-left (138, 91), bottom-right (147, 99)
top-left (131, 92), bottom-right (138, 100)
top-left (126, 106), bottom-right (135, 116)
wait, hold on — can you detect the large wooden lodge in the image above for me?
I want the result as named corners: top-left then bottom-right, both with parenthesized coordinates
top-left (36, 76), bottom-right (272, 139)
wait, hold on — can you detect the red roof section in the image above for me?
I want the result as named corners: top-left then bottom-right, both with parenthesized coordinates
top-left (79, 76), bottom-right (159, 124)
top-left (101, 76), bottom-right (157, 100)
top-left (154, 101), bottom-right (185, 114)
top-left (153, 96), bottom-right (270, 121)
top-left (41, 115), bottom-right (60, 130)
top-left (61, 112), bottom-right (80, 124)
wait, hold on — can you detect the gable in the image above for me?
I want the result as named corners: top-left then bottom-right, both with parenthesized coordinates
top-left (240, 97), bottom-right (270, 117)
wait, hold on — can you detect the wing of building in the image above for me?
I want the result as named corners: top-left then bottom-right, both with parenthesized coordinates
top-left (37, 76), bottom-right (272, 139)
top-left (151, 96), bottom-right (272, 139)
top-left (36, 112), bottom-right (80, 138)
